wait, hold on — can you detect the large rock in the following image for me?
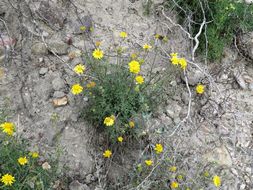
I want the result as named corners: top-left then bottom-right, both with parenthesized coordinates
top-left (59, 125), bottom-right (93, 177)
top-left (48, 41), bottom-right (68, 55)
top-left (52, 77), bottom-right (65, 91)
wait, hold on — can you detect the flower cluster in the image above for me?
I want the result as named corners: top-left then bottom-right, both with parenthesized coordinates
top-left (170, 53), bottom-right (187, 70)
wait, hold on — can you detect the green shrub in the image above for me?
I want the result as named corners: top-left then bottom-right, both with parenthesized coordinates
top-left (70, 35), bottom-right (178, 142)
top-left (0, 119), bottom-right (58, 189)
top-left (166, 0), bottom-right (253, 60)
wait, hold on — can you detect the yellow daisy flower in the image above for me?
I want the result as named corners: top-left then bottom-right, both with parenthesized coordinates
top-left (29, 152), bottom-right (39, 158)
top-left (120, 31), bottom-right (128, 38)
top-left (118, 136), bottom-right (123, 143)
top-left (196, 84), bottom-right (205, 94)
top-left (0, 122), bottom-right (15, 136)
top-left (213, 175), bottom-right (221, 187)
top-left (179, 58), bottom-right (187, 70)
top-left (170, 56), bottom-right (180, 65)
top-left (154, 143), bottom-right (163, 154)
top-left (73, 64), bottom-right (85, 74)
top-left (71, 84), bottom-right (83, 95)
top-left (1, 174), bottom-right (15, 186)
top-left (18, 156), bottom-right (28, 166)
top-left (170, 181), bottom-right (179, 189)
top-left (92, 49), bottom-right (104, 59)
top-left (145, 159), bottom-right (153, 166)
top-left (135, 75), bottom-right (144, 84)
top-left (104, 115), bottom-right (115, 126)
top-left (143, 44), bottom-right (152, 50)
top-left (128, 60), bottom-right (140, 74)
top-left (169, 166), bottom-right (177, 172)
top-left (103, 149), bottom-right (112, 158)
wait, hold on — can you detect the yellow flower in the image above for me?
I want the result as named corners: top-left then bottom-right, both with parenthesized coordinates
top-left (0, 122), bottom-right (15, 136)
top-left (73, 64), bottom-right (85, 74)
top-left (143, 44), bottom-right (152, 50)
top-left (145, 159), bottom-right (153, 166)
top-left (213, 175), bottom-right (221, 187)
top-left (29, 152), bottom-right (39, 158)
top-left (71, 84), bottom-right (83, 95)
top-left (95, 41), bottom-right (102, 47)
top-left (129, 121), bottom-right (135, 128)
top-left (170, 53), bottom-right (178, 57)
top-left (179, 58), bottom-right (187, 70)
top-left (128, 60), bottom-right (140, 74)
top-left (120, 31), bottom-right (128, 38)
top-left (170, 56), bottom-right (180, 65)
top-left (135, 75), bottom-right (144, 84)
top-left (18, 156), bottom-right (28, 166)
top-left (1, 174), bottom-right (15, 186)
top-left (170, 181), bottom-right (179, 189)
top-left (196, 84), bottom-right (205, 94)
top-left (80, 26), bottom-right (86, 31)
top-left (154, 143), bottom-right (163, 154)
top-left (104, 115), bottom-right (115, 126)
top-left (103, 149), bottom-right (112, 158)
top-left (118, 136), bottom-right (123, 142)
top-left (92, 49), bottom-right (104, 59)
top-left (169, 166), bottom-right (177, 172)
top-left (86, 81), bottom-right (96, 88)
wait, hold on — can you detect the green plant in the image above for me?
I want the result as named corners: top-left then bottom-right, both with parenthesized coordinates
top-left (0, 120), bottom-right (59, 189)
top-left (166, 0), bottom-right (253, 60)
top-left (82, 52), bottom-right (174, 141)
top-left (70, 34), bottom-right (178, 142)
top-left (115, 143), bottom-right (226, 190)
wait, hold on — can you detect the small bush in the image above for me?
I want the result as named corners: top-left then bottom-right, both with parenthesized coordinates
top-left (70, 33), bottom-right (179, 142)
top-left (166, 0), bottom-right (253, 60)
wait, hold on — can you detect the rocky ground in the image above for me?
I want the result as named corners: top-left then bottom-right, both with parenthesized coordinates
top-left (0, 0), bottom-right (252, 189)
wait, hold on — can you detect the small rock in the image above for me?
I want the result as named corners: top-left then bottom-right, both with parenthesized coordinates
top-left (69, 180), bottom-right (90, 190)
top-left (39, 67), bottom-right (48, 75)
top-left (52, 77), bottom-right (65, 90)
top-left (48, 41), bottom-right (68, 55)
top-left (53, 91), bottom-right (65, 98)
top-left (182, 69), bottom-right (205, 86)
top-left (165, 102), bottom-right (182, 119)
top-left (52, 96), bottom-right (68, 107)
top-left (31, 42), bottom-right (48, 55)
